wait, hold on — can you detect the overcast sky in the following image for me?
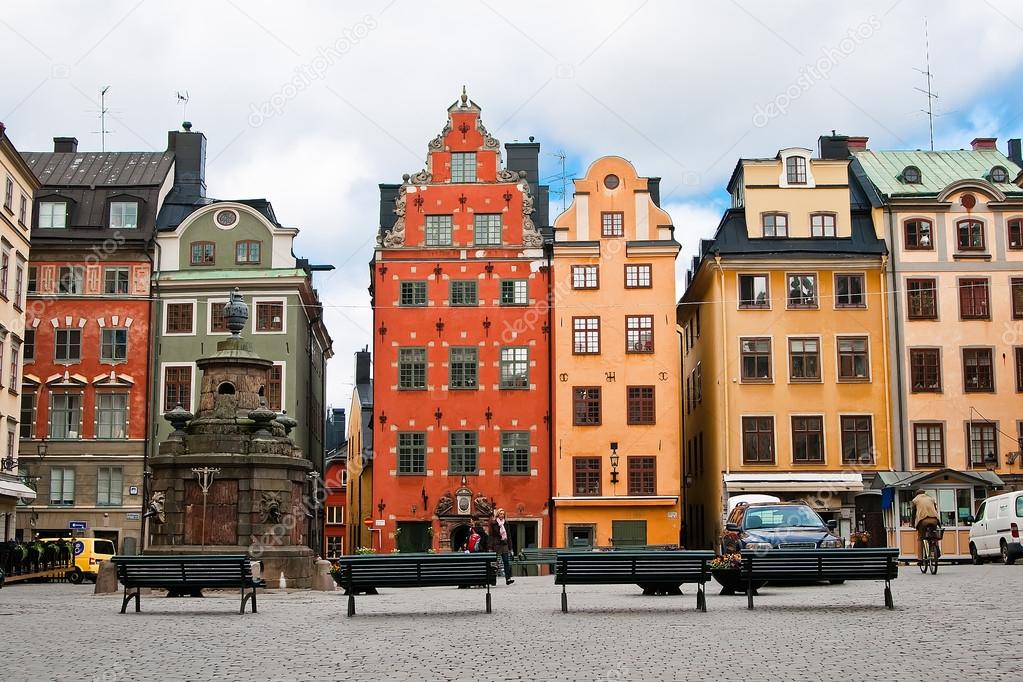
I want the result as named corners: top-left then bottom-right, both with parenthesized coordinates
top-left (3, 0), bottom-right (1023, 412)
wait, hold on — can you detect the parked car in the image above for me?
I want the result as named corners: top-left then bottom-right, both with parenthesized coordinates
top-left (38, 537), bottom-right (116, 583)
top-left (721, 502), bottom-right (844, 554)
top-left (968, 491), bottom-right (1023, 565)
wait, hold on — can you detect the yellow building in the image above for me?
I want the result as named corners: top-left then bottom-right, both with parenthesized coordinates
top-left (0, 123), bottom-right (39, 539)
top-left (680, 142), bottom-right (892, 549)
top-left (345, 349), bottom-right (374, 552)
top-left (551, 157), bottom-right (681, 548)
top-left (853, 136), bottom-right (1023, 561)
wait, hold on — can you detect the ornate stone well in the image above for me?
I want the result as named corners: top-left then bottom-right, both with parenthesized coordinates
top-left (146, 288), bottom-right (315, 587)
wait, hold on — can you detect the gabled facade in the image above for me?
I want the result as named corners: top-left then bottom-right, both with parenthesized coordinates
top-left (680, 142), bottom-right (891, 549)
top-left (370, 91), bottom-right (551, 553)
top-left (0, 123), bottom-right (40, 539)
top-left (17, 134), bottom-right (175, 550)
top-left (853, 136), bottom-right (1023, 560)
top-left (551, 157), bottom-right (682, 548)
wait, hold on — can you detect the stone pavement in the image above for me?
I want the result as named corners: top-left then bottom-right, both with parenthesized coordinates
top-left (3, 562), bottom-right (1021, 681)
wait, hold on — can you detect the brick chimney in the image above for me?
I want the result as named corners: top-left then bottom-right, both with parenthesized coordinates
top-left (846, 136), bottom-right (869, 152)
top-left (971, 137), bottom-right (997, 151)
top-left (1008, 139), bottom-right (1022, 167)
top-left (53, 136), bottom-right (78, 153)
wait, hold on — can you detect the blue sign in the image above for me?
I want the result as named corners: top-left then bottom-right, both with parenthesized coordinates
top-left (68, 521), bottom-right (87, 531)
top-left (73, 541), bottom-right (84, 556)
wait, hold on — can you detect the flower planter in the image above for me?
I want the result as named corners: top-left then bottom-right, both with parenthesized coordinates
top-left (711, 568), bottom-right (766, 595)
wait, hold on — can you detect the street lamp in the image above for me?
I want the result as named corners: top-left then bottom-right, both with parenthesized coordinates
top-left (37, 440), bottom-right (48, 459)
top-left (1, 452), bottom-right (14, 472)
top-left (609, 442), bottom-right (620, 486)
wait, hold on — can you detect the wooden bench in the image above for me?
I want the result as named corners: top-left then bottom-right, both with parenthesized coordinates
top-left (554, 550), bottom-right (715, 612)
top-left (112, 555), bottom-right (264, 615)
top-left (334, 552), bottom-right (497, 617)
top-left (740, 548), bottom-right (899, 610)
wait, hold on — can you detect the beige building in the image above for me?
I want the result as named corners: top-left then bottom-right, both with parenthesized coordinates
top-left (0, 123), bottom-right (39, 539)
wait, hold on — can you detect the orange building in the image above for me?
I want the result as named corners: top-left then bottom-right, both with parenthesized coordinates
top-left (370, 91), bottom-right (551, 553)
top-left (551, 157), bottom-right (682, 548)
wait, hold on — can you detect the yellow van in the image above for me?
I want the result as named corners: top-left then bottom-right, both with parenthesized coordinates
top-left (38, 537), bottom-right (116, 584)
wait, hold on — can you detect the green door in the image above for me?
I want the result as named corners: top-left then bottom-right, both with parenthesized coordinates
top-left (612, 520), bottom-right (647, 547)
top-left (396, 522), bottom-right (431, 553)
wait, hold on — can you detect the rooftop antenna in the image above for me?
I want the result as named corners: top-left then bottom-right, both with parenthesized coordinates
top-left (99, 86), bottom-right (111, 152)
top-left (546, 150), bottom-right (569, 212)
top-left (176, 91), bottom-right (190, 123)
top-left (913, 18), bottom-right (938, 151)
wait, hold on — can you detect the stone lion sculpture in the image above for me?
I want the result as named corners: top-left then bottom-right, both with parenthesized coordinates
top-left (145, 491), bottom-right (166, 524)
top-left (259, 491), bottom-right (284, 524)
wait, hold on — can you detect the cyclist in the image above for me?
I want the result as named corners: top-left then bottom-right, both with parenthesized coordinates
top-left (910, 489), bottom-right (941, 565)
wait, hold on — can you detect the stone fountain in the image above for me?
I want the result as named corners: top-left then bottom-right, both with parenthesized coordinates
top-left (145, 288), bottom-right (315, 587)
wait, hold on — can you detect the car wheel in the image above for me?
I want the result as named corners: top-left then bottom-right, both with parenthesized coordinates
top-left (67, 568), bottom-right (84, 584)
top-left (1002, 541), bottom-right (1016, 566)
top-left (970, 543), bottom-right (983, 565)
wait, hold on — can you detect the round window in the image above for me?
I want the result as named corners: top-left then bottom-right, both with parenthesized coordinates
top-left (961, 193), bottom-right (977, 210)
top-left (991, 166), bottom-right (1009, 184)
top-left (215, 209), bottom-right (238, 228)
top-left (603, 174), bottom-right (620, 190)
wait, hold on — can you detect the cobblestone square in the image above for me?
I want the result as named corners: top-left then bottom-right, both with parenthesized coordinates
top-left (3, 562), bottom-right (1021, 681)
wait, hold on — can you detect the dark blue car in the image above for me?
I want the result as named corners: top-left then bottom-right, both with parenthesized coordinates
top-left (721, 502), bottom-right (844, 554)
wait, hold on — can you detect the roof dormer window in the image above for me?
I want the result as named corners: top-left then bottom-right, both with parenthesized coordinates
top-left (785, 156), bottom-right (807, 185)
top-left (989, 166), bottom-right (1009, 184)
top-left (902, 166), bottom-right (921, 184)
top-left (38, 201), bottom-right (67, 228)
top-left (109, 200), bottom-right (138, 229)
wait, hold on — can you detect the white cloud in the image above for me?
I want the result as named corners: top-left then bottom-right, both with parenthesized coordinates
top-left (3, 0), bottom-right (1023, 411)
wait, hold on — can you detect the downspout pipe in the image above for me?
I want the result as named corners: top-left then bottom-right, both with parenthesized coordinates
top-left (141, 236), bottom-right (160, 554)
top-left (884, 206), bottom-right (907, 470)
top-left (545, 238), bottom-right (555, 549)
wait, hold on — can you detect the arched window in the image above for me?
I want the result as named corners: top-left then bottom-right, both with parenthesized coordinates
top-left (785, 156), bottom-right (807, 185)
top-left (902, 166), bottom-right (922, 184)
top-left (761, 212), bottom-right (788, 237)
top-left (956, 219), bottom-right (985, 251)
top-left (217, 382), bottom-right (236, 395)
top-left (1008, 218), bottom-right (1023, 250)
top-left (904, 219), bottom-right (933, 249)
top-left (810, 213), bottom-right (836, 237)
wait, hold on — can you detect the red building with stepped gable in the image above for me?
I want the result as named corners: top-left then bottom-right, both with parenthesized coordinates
top-left (371, 90), bottom-right (551, 553)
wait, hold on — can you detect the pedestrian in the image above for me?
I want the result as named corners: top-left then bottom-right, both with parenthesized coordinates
top-left (489, 508), bottom-right (514, 585)
top-left (472, 518), bottom-right (489, 553)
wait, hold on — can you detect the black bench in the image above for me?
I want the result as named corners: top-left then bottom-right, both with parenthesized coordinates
top-left (555, 550), bottom-right (715, 612)
top-left (334, 552), bottom-right (497, 617)
top-left (112, 555), bottom-right (264, 615)
top-left (740, 548), bottom-right (899, 610)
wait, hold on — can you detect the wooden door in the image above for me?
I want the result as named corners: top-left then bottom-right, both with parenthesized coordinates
top-left (855, 494), bottom-right (886, 548)
top-left (184, 480), bottom-right (238, 546)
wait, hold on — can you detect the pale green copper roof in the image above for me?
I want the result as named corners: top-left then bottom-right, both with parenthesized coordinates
top-left (853, 148), bottom-right (1023, 197)
top-left (158, 268), bottom-right (306, 281)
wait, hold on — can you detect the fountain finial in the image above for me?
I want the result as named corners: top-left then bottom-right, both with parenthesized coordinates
top-left (224, 287), bottom-right (248, 338)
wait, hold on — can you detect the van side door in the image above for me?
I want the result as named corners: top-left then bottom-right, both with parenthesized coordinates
top-left (972, 501), bottom-right (990, 554)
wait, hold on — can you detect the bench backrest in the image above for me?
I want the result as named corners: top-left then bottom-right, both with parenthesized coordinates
top-left (335, 552), bottom-right (496, 588)
top-left (740, 548), bottom-right (899, 580)
top-left (556, 550), bottom-right (715, 582)
top-left (113, 554), bottom-right (254, 587)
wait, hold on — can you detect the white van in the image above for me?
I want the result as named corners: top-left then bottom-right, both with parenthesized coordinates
top-left (968, 491), bottom-right (1023, 565)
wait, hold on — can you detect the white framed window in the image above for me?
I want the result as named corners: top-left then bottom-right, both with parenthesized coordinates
top-left (253, 298), bottom-right (287, 334)
top-left (97, 467), bottom-right (123, 505)
top-left (474, 214), bottom-right (502, 245)
top-left (326, 506), bottom-right (344, 524)
top-left (163, 300), bottom-right (197, 336)
top-left (38, 201), bottom-right (67, 228)
top-left (161, 362), bottom-right (196, 412)
top-left (49, 467), bottom-right (75, 506)
top-left (207, 298), bottom-right (230, 335)
top-left (100, 328), bottom-right (128, 363)
top-left (109, 201), bottom-right (138, 229)
top-left (58, 266), bottom-right (85, 295)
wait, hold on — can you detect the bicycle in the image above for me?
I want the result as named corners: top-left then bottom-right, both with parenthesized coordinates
top-left (919, 526), bottom-right (943, 575)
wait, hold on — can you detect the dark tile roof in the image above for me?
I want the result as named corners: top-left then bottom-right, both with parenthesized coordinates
top-left (156, 197), bottom-right (280, 231)
top-left (22, 151), bottom-right (174, 187)
top-left (698, 208), bottom-right (886, 260)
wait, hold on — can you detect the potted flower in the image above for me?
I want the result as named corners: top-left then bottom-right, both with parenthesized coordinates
top-left (850, 530), bottom-right (871, 548)
top-left (709, 553), bottom-right (765, 595)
